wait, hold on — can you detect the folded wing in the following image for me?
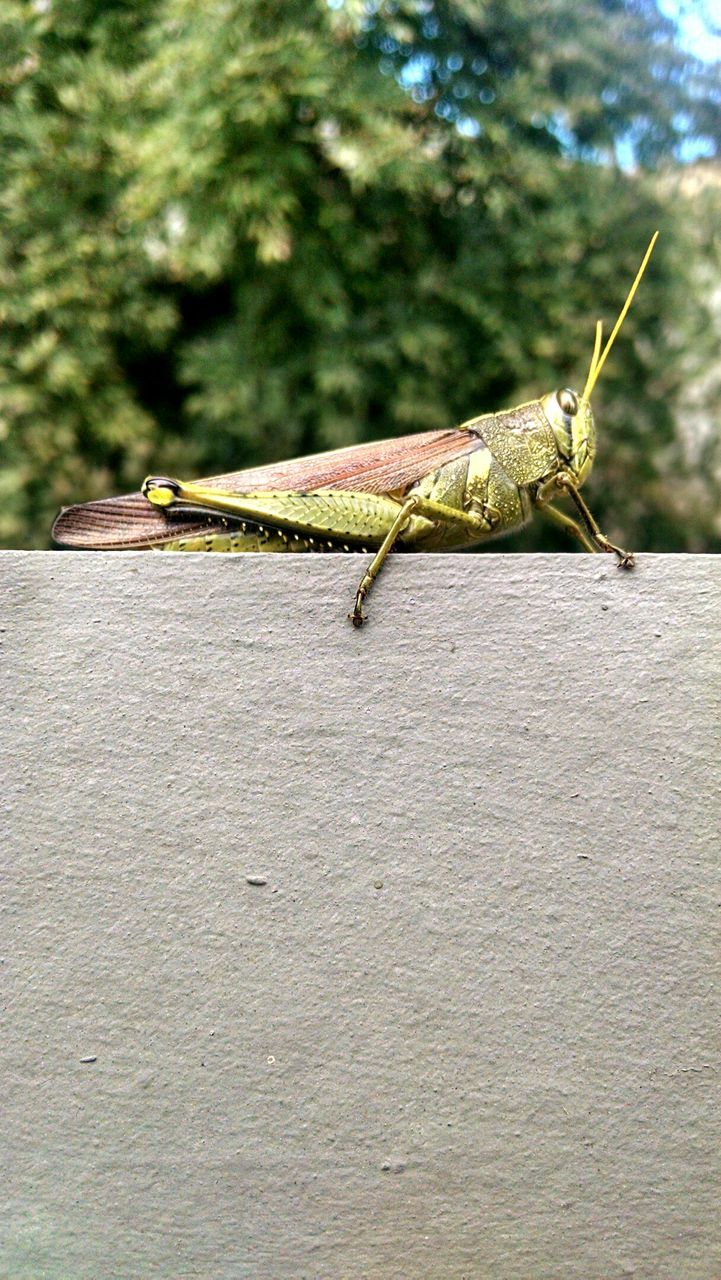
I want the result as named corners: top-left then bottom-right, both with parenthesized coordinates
top-left (53, 429), bottom-right (481, 548)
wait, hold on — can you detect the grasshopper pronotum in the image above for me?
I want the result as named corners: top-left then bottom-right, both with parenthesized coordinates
top-left (53, 234), bottom-right (657, 625)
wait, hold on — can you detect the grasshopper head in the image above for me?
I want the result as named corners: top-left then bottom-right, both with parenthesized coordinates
top-left (542, 387), bottom-right (596, 486)
top-left (543, 231), bottom-right (659, 489)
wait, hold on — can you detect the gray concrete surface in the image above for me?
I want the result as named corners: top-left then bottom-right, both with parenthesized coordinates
top-left (1, 550), bottom-right (720, 1280)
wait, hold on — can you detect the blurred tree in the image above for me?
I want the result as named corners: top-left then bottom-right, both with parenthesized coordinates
top-left (1, 0), bottom-right (720, 550)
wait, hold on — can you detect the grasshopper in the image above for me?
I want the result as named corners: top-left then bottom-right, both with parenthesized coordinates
top-left (53, 234), bottom-right (657, 626)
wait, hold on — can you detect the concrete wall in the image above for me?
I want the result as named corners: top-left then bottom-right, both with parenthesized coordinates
top-left (2, 550), bottom-right (720, 1280)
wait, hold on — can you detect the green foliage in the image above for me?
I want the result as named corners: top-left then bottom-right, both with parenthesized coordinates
top-left (1, 0), bottom-right (720, 551)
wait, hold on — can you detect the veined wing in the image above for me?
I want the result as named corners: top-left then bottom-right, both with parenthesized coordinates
top-left (53, 428), bottom-right (481, 548)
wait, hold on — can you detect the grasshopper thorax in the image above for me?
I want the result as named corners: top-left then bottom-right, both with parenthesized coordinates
top-left (542, 388), bottom-right (596, 486)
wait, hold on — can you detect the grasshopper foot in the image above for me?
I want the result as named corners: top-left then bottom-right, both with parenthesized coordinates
top-left (599, 537), bottom-right (634, 569)
top-left (616, 549), bottom-right (635, 570)
top-left (349, 595), bottom-right (367, 627)
top-left (350, 572), bottom-right (374, 627)
top-left (592, 529), bottom-right (635, 569)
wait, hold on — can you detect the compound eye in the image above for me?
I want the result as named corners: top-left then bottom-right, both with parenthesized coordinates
top-left (556, 388), bottom-right (579, 417)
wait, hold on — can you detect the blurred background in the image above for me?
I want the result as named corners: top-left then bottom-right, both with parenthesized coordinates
top-left (1, 0), bottom-right (720, 552)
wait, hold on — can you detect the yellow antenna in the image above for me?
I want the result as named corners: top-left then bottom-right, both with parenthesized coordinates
top-left (586, 318), bottom-right (603, 397)
top-left (582, 231), bottom-right (659, 401)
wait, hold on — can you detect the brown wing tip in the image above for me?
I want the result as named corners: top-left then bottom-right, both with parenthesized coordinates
top-left (52, 505), bottom-right (85, 546)
top-left (52, 503), bottom-right (98, 547)
top-left (51, 493), bottom-right (163, 548)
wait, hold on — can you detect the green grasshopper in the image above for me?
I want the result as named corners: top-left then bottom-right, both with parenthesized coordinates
top-left (53, 234), bottom-right (657, 626)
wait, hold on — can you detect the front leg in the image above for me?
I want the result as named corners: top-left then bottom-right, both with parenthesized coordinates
top-left (554, 474), bottom-right (635, 569)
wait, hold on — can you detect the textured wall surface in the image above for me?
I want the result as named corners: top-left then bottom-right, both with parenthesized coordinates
top-left (2, 551), bottom-right (720, 1280)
